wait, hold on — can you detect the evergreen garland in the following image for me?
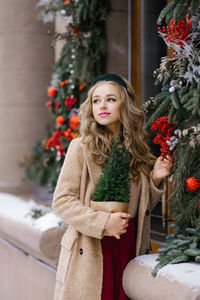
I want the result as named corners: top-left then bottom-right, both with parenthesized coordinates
top-left (23, 0), bottom-right (109, 192)
top-left (92, 142), bottom-right (131, 203)
top-left (143, 0), bottom-right (200, 275)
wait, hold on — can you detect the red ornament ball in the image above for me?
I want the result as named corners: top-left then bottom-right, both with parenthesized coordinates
top-left (186, 177), bottom-right (200, 192)
top-left (69, 114), bottom-right (79, 130)
top-left (60, 81), bottom-right (65, 87)
top-left (48, 87), bottom-right (57, 97)
top-left (56, 115), bottom-right (65, 126)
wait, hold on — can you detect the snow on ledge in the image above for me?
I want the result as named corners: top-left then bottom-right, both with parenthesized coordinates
top-left (135, 254), bottom-right (200, 289)
top-left (0, 192), bottom-right (63, 231)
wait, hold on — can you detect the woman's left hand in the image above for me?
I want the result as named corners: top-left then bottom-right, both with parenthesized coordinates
top-left (152, 155), bottom-right (173, 181)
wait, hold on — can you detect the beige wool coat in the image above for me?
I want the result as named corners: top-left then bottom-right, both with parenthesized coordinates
top-left (52, 137), bottom-right (165, 300)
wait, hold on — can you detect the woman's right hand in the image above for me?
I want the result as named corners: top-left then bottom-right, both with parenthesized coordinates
top-left (104, 212), bottom-right (130, 239)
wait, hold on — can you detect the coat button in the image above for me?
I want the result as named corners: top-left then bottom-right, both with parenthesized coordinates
top-left (146, 209), bottom-right (150, 216)
top-left (79, 248), bottom-right (83, 255)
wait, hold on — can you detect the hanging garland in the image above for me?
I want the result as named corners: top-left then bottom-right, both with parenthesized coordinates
top-left (143, 0), bottom-right (200, 275)
top-left (23, 0), bottom-right (110, 192)
top-left (144, 4), bottom-right (200, 130)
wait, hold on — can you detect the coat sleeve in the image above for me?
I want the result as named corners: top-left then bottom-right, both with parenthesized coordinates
top-left (52, 138), bottom-right (110, 239)
top-left (149, 171), bottom-right (166, 210)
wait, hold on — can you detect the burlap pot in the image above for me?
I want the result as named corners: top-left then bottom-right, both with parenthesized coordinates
top-left (90, 201), bottom-right (128, 213)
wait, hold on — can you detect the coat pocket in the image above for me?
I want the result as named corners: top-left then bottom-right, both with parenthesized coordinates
top-left (56, 228), bottom-right (78, 283)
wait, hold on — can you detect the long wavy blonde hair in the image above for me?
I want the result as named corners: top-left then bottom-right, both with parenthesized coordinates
top-left (79, 79), bottom-right (155, 180)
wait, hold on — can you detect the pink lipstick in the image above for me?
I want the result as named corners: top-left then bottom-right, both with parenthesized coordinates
top-left (98, 112), bottom-right (111, 117)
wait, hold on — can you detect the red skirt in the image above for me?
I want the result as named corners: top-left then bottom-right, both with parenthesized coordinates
top-left (101, 217), bottom-right (137, 300)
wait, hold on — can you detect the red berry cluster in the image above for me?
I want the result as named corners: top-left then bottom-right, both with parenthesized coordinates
top-left (158, 18), bottom-right (192, 48)
top-left (151, 116), bottom-right (173, 135)
top-left (45, 128), bottom-right (79, 157)
top-left (46, 130), bottom-right (65, 156)
top-left (45, 101), bottom-right (60, 109)
top-left (151, 117), bottom-right (174, 158)
top-left (65, 96), bottom-right (78, 110)
top-left (64, 128), bottom-right (79, 141)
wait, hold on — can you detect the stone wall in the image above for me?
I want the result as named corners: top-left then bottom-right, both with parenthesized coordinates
top-left (0, 0), bottom-right (54, 193)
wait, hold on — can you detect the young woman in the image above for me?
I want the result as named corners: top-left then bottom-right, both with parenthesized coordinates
top-left (52, 74), bottom-right (172, 300)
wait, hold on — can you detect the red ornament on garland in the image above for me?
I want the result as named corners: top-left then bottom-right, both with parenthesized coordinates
top-left (48, 87), bottom-right (57, 97)
top-left (186, 177), bottom-right (200, 192)
top-left (60, 81), bottom-right (65, 87)
top-left (60, 80), bottom-right (69, 87)
top-left (56, 115), bottom-right (65, 126)
top-left (69, 114), bottom-right (79, 130)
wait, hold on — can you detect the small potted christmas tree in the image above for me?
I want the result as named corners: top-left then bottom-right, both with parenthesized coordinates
top-left (90, 141), bottom-right (131, 213)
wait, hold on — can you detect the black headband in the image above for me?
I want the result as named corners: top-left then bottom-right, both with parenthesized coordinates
top-left (92, 73), bottom-right (128, 90)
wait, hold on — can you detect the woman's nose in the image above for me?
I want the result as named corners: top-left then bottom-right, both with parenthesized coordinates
top-left (100, 99), bottom-right (107, 109)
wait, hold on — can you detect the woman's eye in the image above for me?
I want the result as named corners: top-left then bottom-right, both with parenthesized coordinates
top-left (93, 99), bottom-right (100, 104)
top-left (108, 98), bottom-right (116, 102)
